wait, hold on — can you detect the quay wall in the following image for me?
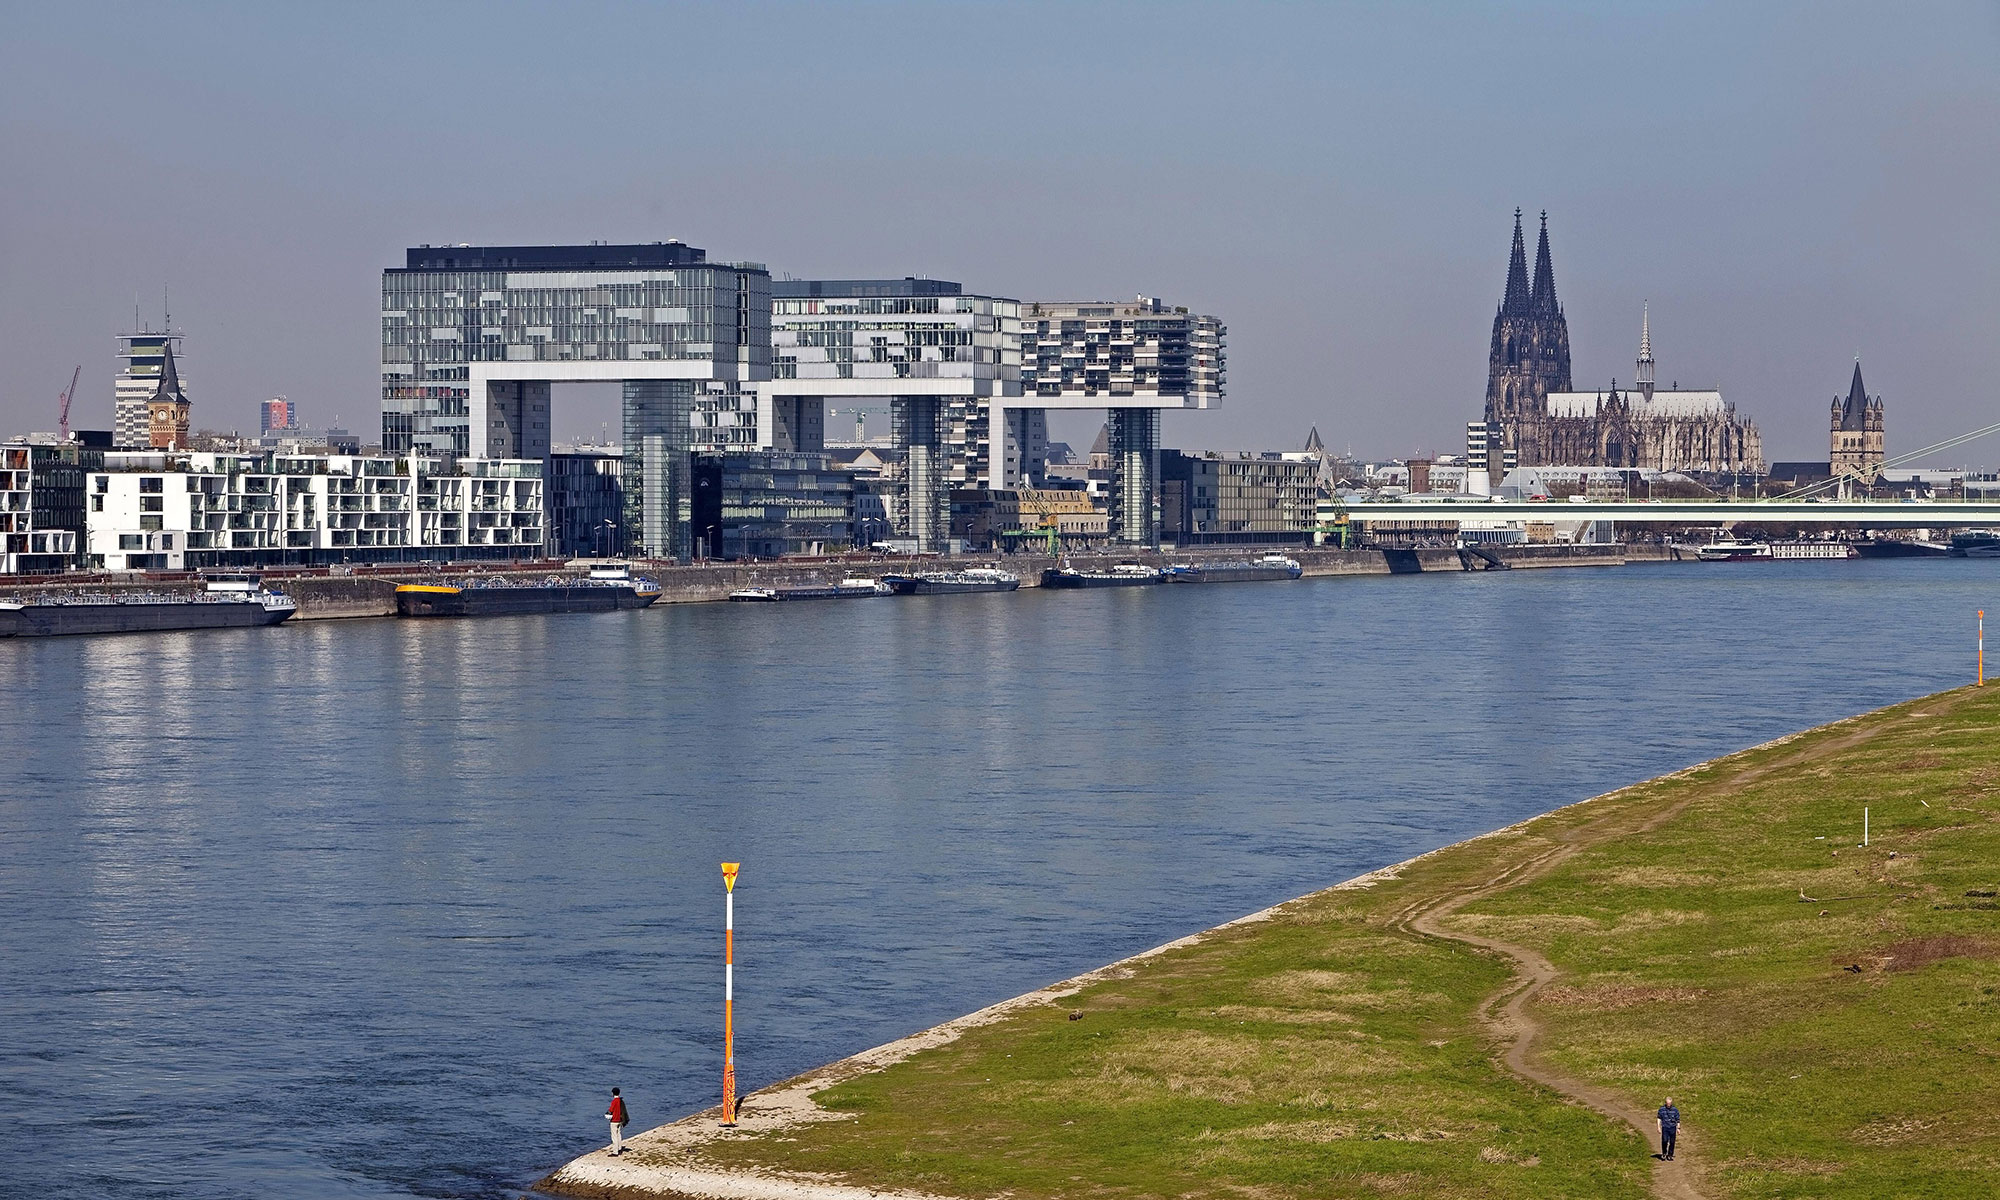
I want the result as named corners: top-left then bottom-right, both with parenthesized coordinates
top-left (0, 543), bottom-right (1635, 621)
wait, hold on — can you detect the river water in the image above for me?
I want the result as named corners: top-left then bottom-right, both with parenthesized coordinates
top-left (1, 559), bottom-right (1991, 1198)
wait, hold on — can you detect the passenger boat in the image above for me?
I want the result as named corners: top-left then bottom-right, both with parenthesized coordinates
top-left (1165, 553), bottom-right (1303, 583)
top-left (0, 574), bottom-right (297, 638)
top-left (1039, 563), bottom-right (1164, 588)
top-left (1950, 531), bottom-right (2000, 558)
top-left (395, 564), bottom-right (661, 617)
top-left (1694, 540), bottom-right (1775, 562)
top-left (728, 577), bottom-right (891, 601)
top-left (1767, 541), bottom-right (1857, 560)
top-left (881, 567), bottom-right (1021, 595)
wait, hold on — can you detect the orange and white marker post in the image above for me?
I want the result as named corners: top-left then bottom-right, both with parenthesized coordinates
top-left (721, 861), bottom-right (740, 1126)
top-left (1980, 610), bottom-right (1986, 686)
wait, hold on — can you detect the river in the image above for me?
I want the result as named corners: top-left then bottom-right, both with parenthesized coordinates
top-left (0, 559), bottom-right (1990, 1198)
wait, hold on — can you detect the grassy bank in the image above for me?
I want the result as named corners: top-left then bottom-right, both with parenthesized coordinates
top-left (569, 686), bottom-right (2000, 1199)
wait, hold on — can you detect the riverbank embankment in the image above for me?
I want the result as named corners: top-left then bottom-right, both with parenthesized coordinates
top-left (539, 684), bottom-right (2000, 1200)
top-left (2, 542), bottom-right (1648, 620)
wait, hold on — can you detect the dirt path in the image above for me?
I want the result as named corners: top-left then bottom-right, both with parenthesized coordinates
top-left (1395, 695), bottom-right (1961, 1200)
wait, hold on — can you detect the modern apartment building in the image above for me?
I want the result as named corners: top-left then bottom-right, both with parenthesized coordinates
top-left (380, 241), bottom-right (769, 559)
top-left (1, 443), bottom-right (88, 573)
top-left (113, 331), bottom-right (185, 450)
top-left (85, 452), bottom-right (543, 570)
top-left (1016, 297), bottom-right (1225, 545)
top-left (765, 278), bottom-right (1020, 552)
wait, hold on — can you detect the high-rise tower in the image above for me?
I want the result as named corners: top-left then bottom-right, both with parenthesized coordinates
top-left (1484, 210), bottom-right (1572, 466)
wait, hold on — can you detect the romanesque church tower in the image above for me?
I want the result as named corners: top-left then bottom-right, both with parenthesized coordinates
top-left (1830, 360), bottom-right (1885, 480)
top-left (1484, 210), bottom-right (1572, 465)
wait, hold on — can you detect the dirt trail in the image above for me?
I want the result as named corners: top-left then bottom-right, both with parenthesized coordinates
top-left (1396, 694), bottom-right (1962, 1200)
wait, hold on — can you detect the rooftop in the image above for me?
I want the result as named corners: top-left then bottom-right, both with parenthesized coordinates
top-left (396, 242), bottom-right (713, 272)
top-left (773, 278), bottom-right (963, 299)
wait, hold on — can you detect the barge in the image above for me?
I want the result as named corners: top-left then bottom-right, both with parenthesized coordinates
top-left (881, 568), bottom-right (1021, 595)
top-left (1039, 563), bottom-right (1164, 588)
top-left (1165, 554), bottom-right (1303, 583)
top-left (0, 575), bottom-right (297, 638)
top-left (395, 565), bottom-right (661, 617)
top-left (729, 577), bottom-right (891, 601)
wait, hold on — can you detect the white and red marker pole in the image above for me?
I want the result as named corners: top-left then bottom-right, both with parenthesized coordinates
top-left (721, 861), bottom-right (740, 1125)
top-left (1979, 610), bottom-right (1985, 687)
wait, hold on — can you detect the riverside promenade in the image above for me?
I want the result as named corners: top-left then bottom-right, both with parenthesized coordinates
top-left (539, 685), bottom-right (2000, 1200)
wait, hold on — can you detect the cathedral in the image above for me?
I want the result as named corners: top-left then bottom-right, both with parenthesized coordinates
top-left (1479, 211), bottom-right (1762, 474)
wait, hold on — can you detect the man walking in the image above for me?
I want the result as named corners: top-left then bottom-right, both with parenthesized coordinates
top-left (1656, 1097), bottom-right (1680, 1161)
top-left (606, 1087), bottom-right (630, 1157)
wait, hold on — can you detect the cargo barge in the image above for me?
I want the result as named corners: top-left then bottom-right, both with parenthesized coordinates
top-left (1039, 563), bottom-right (1164, 588)
top-left (881, 568), bottom-right (1021, 595)
top-left (728, 577), bottom-right (891, 601)
top-left (1951, 531), bottom-right (2000, 558)
top-left (395, 565), bottom-right (661, 617)
top-left (0, 575), bottom-right (297, 638)
top-left (1165, 554), bottom-right (1303, 583)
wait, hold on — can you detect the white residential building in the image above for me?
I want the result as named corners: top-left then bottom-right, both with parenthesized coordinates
top-left (85, 452), bottom-right (543, 571)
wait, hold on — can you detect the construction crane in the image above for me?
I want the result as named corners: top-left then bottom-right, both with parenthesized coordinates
top-left (57, 365), bottom-right (81, 441)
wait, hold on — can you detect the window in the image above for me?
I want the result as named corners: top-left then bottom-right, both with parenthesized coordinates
top-left (140, 477), bottom-right (163, 494)
top-left (140, 515), bottom-right (163, 531)
top-left (119, 534), bottom-right (143, 550)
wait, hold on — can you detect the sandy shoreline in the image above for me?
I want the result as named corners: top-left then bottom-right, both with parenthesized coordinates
top-left (533, 718), bottom-right (1822, 1200)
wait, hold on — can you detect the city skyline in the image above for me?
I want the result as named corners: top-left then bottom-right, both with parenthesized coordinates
top-left (1, 2), bottom-right (1995, 462)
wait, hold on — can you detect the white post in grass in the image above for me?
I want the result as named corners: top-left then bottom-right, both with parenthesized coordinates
top-left (1863, 807), bottom-right (1869, 847)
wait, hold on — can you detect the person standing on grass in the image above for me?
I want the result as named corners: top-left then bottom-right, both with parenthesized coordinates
top-left (606, 1087), bottom-right (630, 1157)
top-left (1657, 1097), bottom-right (1680, 1160)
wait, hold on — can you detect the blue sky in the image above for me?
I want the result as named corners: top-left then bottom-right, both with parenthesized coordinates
top-left (1, 1), bottom-right (1995, 460)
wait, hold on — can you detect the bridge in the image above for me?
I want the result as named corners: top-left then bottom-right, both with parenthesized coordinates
top-left (1334, 499), bottom-right (2000, 527)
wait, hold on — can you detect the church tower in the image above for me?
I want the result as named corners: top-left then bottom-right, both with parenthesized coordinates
top-left (1635, 303), bottom-right (1655, 403)
top-left (1485, 210), bottom-right (1572, 466)
top-left (1830, 359), bottom-right (1884, 481)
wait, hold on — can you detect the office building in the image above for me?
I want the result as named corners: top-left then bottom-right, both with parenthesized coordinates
top-left (1159, 451), bottom-right (1318, 544)
top-left (114, 331), bottom-right (185, 450)
top-left (690, 451), bottom-right (855, 560)
top-left (950, 487), bottom-right (1106, 550)
top-left (1017, 297), bottom-right (1225, 545)
top-left (380, 241), bottom-right (769, 560)
top-left (546, 447), bottom-right (625, 557)
top-left (765, 278), bottom-right (1020, 553)
top-left (85, 452), bottom-right (542, 570)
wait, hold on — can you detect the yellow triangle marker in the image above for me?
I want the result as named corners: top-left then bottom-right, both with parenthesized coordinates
top-left (721, 862), bottom-right (740, 892)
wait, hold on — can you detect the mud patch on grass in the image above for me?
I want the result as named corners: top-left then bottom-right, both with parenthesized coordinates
top-left (1840, 935), bottom-right (2000, 973)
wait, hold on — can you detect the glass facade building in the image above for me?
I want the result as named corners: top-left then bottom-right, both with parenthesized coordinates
top-left (381, 242), bottom-right (768, 559)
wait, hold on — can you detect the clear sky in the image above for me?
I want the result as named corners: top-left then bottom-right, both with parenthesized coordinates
top-left (2, 1), bottom-right (1995, 463)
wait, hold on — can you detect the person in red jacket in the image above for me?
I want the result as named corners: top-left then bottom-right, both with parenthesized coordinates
top-left (606, 1087), bottom-right (630, 1156)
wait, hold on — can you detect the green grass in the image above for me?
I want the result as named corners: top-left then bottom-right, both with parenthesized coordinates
top-left (697, 687), bottom-right (2000, 1198)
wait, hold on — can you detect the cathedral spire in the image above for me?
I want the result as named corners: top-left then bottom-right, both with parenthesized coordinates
top-left (1502, 208), bottom-right (1530, 315)
top-left (1636, 302), bottom-right (1655, 402)
top-left (1531, 211), bottom-right (1558, 315)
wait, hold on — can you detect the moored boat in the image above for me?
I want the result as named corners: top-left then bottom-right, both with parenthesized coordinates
top-left (396, 565), bottom-right (661, 617)
top-left (0, 574), bottom-right (297, 638)
top-left (1852, 538), bottom-right (1950, 559)
top-left (1165, 553), bottom-right (1303, 583)
top-left (729, 577), bottom-right (890, 601)
top-left (1039, 563), bottom-right (1164, 588)
top-left (1694, 540), bottom-right (1774, 562)
top-left (881, 568), bottom-right (1021, 595)
top-left (1951, 531), bottom-right (2000, 558)
top-left (1767, 541), bottom-right (1857, 560)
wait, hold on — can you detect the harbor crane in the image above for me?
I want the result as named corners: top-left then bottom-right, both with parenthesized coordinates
top-left (57, 365), bottom-right (81, 441)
